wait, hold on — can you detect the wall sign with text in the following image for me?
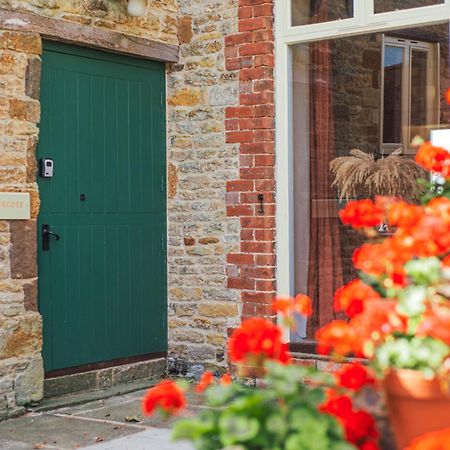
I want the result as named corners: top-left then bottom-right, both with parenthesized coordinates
top-left (0, 193), bottom-right (31, 219)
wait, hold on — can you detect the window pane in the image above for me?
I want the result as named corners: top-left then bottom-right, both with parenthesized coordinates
top-left (291, 23), bottom-right (449, 341)
top-left (410, 50), bottom-right (429, 143)
top-left (374, 0), bottom-right (444, 14)
top-left (383, 46), bottom-right (404, 144)
top-left (292, 0), bottom-right (353, 26)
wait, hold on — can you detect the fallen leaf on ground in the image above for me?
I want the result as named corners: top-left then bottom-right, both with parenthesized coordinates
top-left (33, 444), bottom-right (45, 449)
top-left (95, 436), bottom-right (103, 442)
top-left (124, 415), bottom-right (141, 423)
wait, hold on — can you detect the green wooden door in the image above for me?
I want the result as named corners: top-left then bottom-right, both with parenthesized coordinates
top-left (37, 42), bottom-right (167, 372)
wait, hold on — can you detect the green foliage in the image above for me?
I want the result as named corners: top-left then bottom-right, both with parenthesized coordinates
top-left (365, 252), bottom-right (450, 373)
top-left (405, 257), bottom-right (442, 286)
top-left (375, 336), bottom-right (450, 378)
top-left (172, 363), bottom-right (355, 450)
top-left (419, 177), bottom-right (450, 203)
top-left (397, 285), bottom-right (427, 318)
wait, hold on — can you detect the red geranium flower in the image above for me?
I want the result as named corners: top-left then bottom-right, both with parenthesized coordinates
top-left (405, 427), bottom-right (450, 450)
top-left (319, 390), bottom-right (353, 417)
top-left (360, 442), bottom-right (381, 450)
top-left (417, 309), bottom-right (450, 346)
top-left (294, 294), bottom-right (313, 317)
top-left (442, 254), bottom-right (450, 267)
top-left (353, 240), bottom-right (409, 282)
top-left (272, 294), bottom-right (313, 317)
top-left (416, 141), bottom-right (450, 178)
top-left (387, 200), bottom-right (424, 230)
top-left (195, 371), bottom-right (214, 393)
top-left (272, 296), bottom-right (292, 314)
top-left (343, 410), bottom-right (379, 447)
top-left (142, 380), bottom-right (186, 416)
top-left (339, 199), bottom-right (384, 229)
top-left (315, 320), bottom-right (362, 357)
top-left (334, 279), bottom-right (381, 318)
top-left (319, 390), bottom-right (379, 449)
top-left (228, 318), bottom-right (291, 365)
top-left (445, 88), bottom-right (450, 105)
top-left (336, 363), bottom-right (375, 391)
top-left (350, 299), bottom-right (407, 349)
top-left (220, 373), bottom-right (232, 385)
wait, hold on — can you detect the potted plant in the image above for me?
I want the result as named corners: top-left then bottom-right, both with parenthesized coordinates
top-left (316, 136), bottom-right (450, 448)
top-left (330, 149), bottom-right (425, 202)
top-left (404, 427), bottom-right (450, 449)
top-left (141, 312), bottom-right (381, 450)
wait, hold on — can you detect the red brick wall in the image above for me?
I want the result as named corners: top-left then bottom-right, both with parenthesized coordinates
top-left (224, 0), bottom-right (276, 321)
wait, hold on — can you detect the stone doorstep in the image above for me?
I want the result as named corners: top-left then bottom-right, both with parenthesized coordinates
top-left (42, 358), bottom-right (167, 402)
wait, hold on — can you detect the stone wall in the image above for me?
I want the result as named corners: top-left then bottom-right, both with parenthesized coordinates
top-left (0, 30), bottom-right (43, 418)
top-left (166, 0), bottom-right (276, 376)
top-left (167, 0), bottom-right (241, 376)
top-left (1, 0), bottom-right (178, 45)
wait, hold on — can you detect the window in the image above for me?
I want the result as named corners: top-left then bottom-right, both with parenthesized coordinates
top-left (381, 37), bottom-right (439, 154)
top-left (275, 0), bottom-right (450, 345)
top-left (290, 24), bottom-right (449, 342)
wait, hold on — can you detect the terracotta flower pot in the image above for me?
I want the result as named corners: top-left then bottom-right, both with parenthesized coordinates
top-left (383, 369), bottom-right (450, 449)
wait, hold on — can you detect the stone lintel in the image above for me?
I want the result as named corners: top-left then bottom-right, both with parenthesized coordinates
top-left (0, 8), bottom-right (179, 63)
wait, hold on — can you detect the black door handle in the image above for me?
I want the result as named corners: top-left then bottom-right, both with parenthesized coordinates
top-left (42, 224), bottom-right (60, 251)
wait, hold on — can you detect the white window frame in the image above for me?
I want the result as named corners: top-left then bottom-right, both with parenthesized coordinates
top-left (274, 0), bottom-right (450, 341)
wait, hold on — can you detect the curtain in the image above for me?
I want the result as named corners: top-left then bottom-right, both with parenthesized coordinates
top-left (306, 0), bottom-right (344, 337)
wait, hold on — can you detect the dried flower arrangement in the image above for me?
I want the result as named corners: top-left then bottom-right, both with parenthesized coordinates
top-left (330, 149), bottom-right (425, 201)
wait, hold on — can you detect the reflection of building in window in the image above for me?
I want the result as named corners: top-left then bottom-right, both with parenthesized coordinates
top-left (381, 36), bottom-right (439, 154)
top-left (291, 23), bottom-right (449, 342)
top-left (291, 0), bottom-right (353, 26)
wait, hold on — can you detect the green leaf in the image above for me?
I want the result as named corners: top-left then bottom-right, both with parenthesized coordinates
top-left (397, 285), bottom-right (427, 317)
top-left (285, 432), bottom-right (329, 450)
top-left (172, 418), bottom-right (215, 441)
top-left (375, 336), bottom-right (450, 373)
top-left (332, 443), bottom-right (358, 450)
top-left (358, 272), bottom-right (387, 297)
top-left (265, 413), bottom-right (288, 439)
top-left (405, 257), bottom-right (441, 286)
top-left (205, 384), bottom-right (235, 407)
top-left (218, 414), bottom-right (259, 446)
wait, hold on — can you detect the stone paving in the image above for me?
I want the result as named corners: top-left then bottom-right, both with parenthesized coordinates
top-left (0, 388), bottom-right (197, 450)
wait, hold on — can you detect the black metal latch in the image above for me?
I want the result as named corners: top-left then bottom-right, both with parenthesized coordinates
top-left (42, 224), bottom-right (60, 251)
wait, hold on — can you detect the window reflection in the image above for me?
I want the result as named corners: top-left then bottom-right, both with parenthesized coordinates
top-left (292, 0), bottom-right (353, 26)
top-left (292, 23), bottom-right (449, 341)
top-left (374, 0), bottom-right (444, 14)
top-left (382, 46), bottom-right (404, 145)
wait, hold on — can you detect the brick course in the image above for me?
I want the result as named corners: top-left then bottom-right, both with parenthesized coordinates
top-left (224, 0), bottom-right (276, 322)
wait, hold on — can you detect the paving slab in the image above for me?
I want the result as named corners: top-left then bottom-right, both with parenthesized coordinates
top-left (81, 428), bottom-right (194, 450)
top-left (0, 438), bottom-right (34, 450)
top-left (0, 387), bottom-right (200, 450)
top-left (0, 412), bottom-right (139, 450)
top-left (73, 396), bottom-right (201, 429)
